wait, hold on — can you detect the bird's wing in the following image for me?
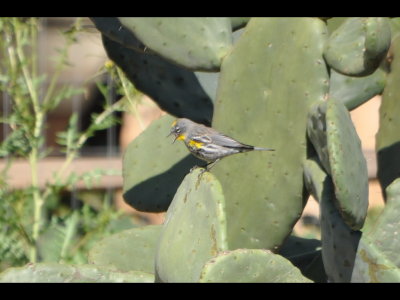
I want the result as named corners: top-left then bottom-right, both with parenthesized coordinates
top-left (191, 134), bottom-right (213, 144)
top-left (210, 133), bottom-right (253, 149)
top-left (191, 126), bottom-right (253, 149)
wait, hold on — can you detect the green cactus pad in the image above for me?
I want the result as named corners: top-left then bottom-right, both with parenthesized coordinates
top-left (325, 99), bottom-right (369, 229)
top-left (329, 68), bottom-right (386, 110)
top-left (212, 17), bottom-right (329, 250)
top-left (192, 29), bottom-right (244, 103)
top-left (102, 35), bottom-right (213, 125)
top-left (123, 115), bottom-right (204, 212)
top-left (352, 177), bottom-right (400, 284)
top-left (194, 71), bottom-right (220, 103)
top-left (155, 169), bottom-right (228, 282)
top-left (326, 17), bottom-right (347, 34)
top-left (303, 158), bottom-right (362, 282)
top-left (376, 36), bottom-right (400, 197)
top-left (390, 18), bottom-right (400, 40)
top-left (119, 18), bottom-right (232, 71)
top-left (0, 263), bottom-right (154, 283)
top-left (307, 102), bottom-right (330, 174)
top-left (303, 157), bottom-right (331, 202)
top-left (351, 178), bottom-right (400, 282)
top-left (307, 100), bottom-right (369, 230)
top-left (367, 178), bottom-right (400, 266)
top-left (324, 17), bottom-right (391, 76)
top-left (199, 249), bottom-right (312, 283)
top-left (88, 225), bottom-right (162, 273)
top-left (351, 237), bottom-right (400, 282)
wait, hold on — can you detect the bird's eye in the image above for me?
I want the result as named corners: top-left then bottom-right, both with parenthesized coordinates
top-left (175, 127), bottom-right (181, 133)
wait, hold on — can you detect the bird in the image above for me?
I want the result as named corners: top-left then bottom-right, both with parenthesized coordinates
top-left (168, 118), bottom-right (275, 171)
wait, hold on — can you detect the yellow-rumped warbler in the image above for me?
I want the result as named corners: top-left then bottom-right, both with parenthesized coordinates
top-left (168, 118), bottom-right (275, 171)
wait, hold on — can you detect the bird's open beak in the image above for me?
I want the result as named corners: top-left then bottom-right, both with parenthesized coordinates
top-left (167, 131), bottom-right (177, 143)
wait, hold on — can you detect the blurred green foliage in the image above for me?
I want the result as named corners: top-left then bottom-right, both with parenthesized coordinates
top-left (0, 17), bottom-right (141, 271)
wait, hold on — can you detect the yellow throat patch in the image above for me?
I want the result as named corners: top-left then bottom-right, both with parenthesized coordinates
top-left (176, 134), bottom-right (186, 141)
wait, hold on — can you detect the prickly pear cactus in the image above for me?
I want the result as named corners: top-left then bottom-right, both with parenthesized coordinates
top-left (44, 16), bottom-right (399, 283)
top-left (199, 249), bottom-right (312, 283)
top-left (303, 158), bottom-right (361, 282)
top-left (390, 18), bottom-right (400, 39)
top-left (307, 102), bottom-right (330, 173)
top-left (366, 179), bottom-right (400, 266)
top-left (0, 263), bottom-right (154, 283)
top-left (351, 239), bottom-right (400, 282)
top-left (155, 169), bottom-right (228, 282)
top-left (329, 68), bottom-right (386, 110)
top-left (102, 35), bottom-right (213, 125)
top-left (351, 178), bottom-right (400, 282)
top-left (88, 225), bottom-right (162, 273)
top-left (119, 17), bottom-right (233, 71)
top-left (307, 99), bottom-right (368, 230)
top-left (324, 17), bottom-right (391, 76)
top-left (376, 35), bottom-right (400, 197)
top-left (193, 28), bottom-right (245, 102)
top-left (212, 17), bottom-right (329, 250)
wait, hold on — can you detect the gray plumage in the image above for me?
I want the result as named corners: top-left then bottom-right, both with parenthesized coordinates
top-left (169, 118), bottom-right (274, 165)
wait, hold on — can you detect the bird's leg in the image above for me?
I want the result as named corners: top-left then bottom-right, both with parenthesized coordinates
top-left (205, 158), bottom-right (220, 172)
top-left (191, 164), bottom-right (208, 175)
top-left (191, 159), bottom-right (221, 176)
top-left (190, 163), bottom-right (209, 173)
top-left (190, 165), bottom-right (200, 173)
top-left (197, 162), bottom-right (211, 179)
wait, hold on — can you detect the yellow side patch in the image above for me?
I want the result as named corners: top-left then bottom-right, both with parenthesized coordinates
top-left (176, 134), bottom-right (186, 141)
top-left (188, 139), bottom-right (204, 149)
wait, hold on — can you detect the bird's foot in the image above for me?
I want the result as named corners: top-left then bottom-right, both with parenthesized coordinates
top-left (190, 165), bottom-right (200, 173)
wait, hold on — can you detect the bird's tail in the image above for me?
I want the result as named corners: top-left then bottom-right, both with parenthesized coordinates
top-left (253, 147), bottom-right (275, 151)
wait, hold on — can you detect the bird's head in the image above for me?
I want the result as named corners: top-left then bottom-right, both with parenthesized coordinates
top-left (168, 118), bottom-right (190, 143)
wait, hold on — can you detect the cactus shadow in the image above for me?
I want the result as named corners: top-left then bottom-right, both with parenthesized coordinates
top-left (320, 174), bottom-right (362, 283)
top-left (377, 142), bottom-right (400, 200)
top-left (102, 34), bottom-right (214, 126)
top-left (123, 155), bottom-right (204, 213)
top-left (279, 235), bottom-right (327, 282)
